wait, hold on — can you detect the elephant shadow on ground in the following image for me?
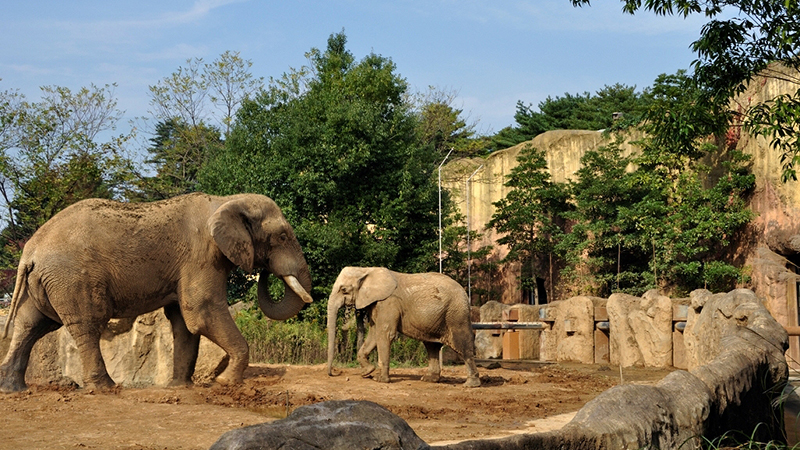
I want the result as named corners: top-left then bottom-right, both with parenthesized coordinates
top-left (366, 372), bottom-right (505, 387)
top-left (243, 365), bottom-right (287, 380)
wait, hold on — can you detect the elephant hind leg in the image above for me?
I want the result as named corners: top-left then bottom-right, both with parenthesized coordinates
top-left (462, 358), bottom-right (481, 387)
top-left (446, 330), bottom-right (481, 387)
top-left (421, 341), bottom-right (443, 383)
top-left (164, 303), bottom-right (200, 386)
top-left (65, 321), bottom-right (115, 390)
top-left (0, 301), bottom-right (61, 393)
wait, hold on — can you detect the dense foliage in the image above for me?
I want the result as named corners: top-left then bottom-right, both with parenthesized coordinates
top-left (572, 0), bottom-right (800, 181)
top-left (492, 84), bottom-right (652, 149)
top-left (198, 32), bottom-right (449, 319)
top-left (491, 71), bottom-right (755, 298)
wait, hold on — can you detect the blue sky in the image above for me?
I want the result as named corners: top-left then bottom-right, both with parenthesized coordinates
top-left (1, 1), bottom-right (712, 137)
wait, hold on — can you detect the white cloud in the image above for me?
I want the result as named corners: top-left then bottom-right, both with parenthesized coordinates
top-left (41, 0), bottom-right (248, 49)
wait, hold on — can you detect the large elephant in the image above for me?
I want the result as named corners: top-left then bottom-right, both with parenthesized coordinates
top-left (0, 193), bottom-right (313, 393)
top-left (327, 267), bottom-right (480, 387)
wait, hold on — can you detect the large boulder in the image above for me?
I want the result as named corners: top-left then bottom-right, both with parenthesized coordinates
top-left (1, 305), bottom-right (244, 387)
top-left (209, 400), bottom-right (430, 450)
top-left (474, 301), bottom-right (510, 359)
top-left (607, 290), bottom-right (672, 368)
top-left (540, 296), bottom-right (595, 364)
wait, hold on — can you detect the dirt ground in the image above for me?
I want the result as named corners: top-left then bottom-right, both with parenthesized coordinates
top-left (0, 361), bottom-right (673, 450)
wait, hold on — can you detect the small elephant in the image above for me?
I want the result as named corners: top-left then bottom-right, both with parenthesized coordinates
top-left (0, 193), bottom-right (313, 392)
top-left (327, 267), bottom-right (480, 387)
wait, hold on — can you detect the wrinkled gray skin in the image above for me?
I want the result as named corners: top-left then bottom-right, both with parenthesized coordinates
top-left (327, 267), bottom-right (480, 387)
top-left (0, 193), bottom-right (313, 393)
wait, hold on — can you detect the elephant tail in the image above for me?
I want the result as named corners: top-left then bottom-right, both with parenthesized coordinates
top-left (2, 262), bottom-right (31, 339)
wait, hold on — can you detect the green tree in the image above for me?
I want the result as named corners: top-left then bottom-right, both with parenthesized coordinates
top-left (204, 50), bottom-right (265, 136)
top-left (414, 86), bottom-right (489, 158)
top-left (200, 32), bottom-right (447, 319)
top-left (571, 0), bottom-right (800, 180)
top-left (629, 71), bottom-right (754, 294)
top-left (132, 118), bottom-right (223, 201)
top-left (0, 83), bottom-right (135, 275)
top-left (488, 145), bottom-right (570, 303)
top-left (143, 52), bottom-right (259, 200)
top-left (557, 139), bottom-right (648, 297)
top-left (493, 84), bottom-right (651, 149)
top-left (559, 72), bottom-right (754, 297)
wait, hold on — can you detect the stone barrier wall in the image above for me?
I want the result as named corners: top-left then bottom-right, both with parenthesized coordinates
top-left (475, 288), bottom-right (732, 372)
top-left (210, 288), bottom-right (791, 450)
top-left (441, 288), bottom-right (790, 450)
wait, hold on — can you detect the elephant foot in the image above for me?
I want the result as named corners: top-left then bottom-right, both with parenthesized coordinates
top-left (421, 373), bottom-right (440, 383)
top-left (84, 374), bottom-right (116, 391)
top-left (0, 376), bottom-right (27, 393)
top-left (463, 376), bottom-right (481, 388)
top-left (360, 365), bottom-right (376, 378)
top-left (168, 378), bottom-right (193, 388)
top-left (215, 371), bottom-right (244, 386)
top-left (373, 374), bottom-right (390, 383)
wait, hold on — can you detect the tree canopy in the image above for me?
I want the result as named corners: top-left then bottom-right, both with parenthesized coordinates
top-left (0, 84), bottom-right (135, 245)
top-left (571, 0), bottom-right (800, 180)
top-left (199, 32), bottom-right (450, 316)
top-left (492, 84), bottom-right (652, 149)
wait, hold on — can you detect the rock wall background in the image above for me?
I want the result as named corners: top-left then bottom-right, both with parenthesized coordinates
top-left (444, 65), bottom-right (800, 366)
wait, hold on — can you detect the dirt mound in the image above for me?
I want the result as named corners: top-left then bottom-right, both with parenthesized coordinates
top-left (0, 362), bottom-right (671, 450)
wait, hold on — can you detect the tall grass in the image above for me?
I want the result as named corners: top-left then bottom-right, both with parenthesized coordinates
top-left (235, 308), bottom-right (427, 366)
top-left (236, 309), bottom-right (328, 364)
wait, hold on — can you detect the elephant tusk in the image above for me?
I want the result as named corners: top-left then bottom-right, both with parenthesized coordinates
top-left (284, 275), bottom-right (314, 303)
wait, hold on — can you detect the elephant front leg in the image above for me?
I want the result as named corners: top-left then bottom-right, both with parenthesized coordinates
top-left (421, 341), bottom-right (442, 383)
top-left (0, 302), bottom-right (60, 393)
top-left (357, 330), bottom-right (377, 378)
top-left (187, 305), bottom-right (249, 386)
top-left (165, 303), bottom-right (200, 386)
top-left (374, 329), bottom-right (394, 383)
top-left (65, 322), bottom-right (115, 390)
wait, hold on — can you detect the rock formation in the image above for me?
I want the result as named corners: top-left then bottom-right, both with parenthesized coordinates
top-left (0, 305), bottom-right (238, 388)
top-left (210, 400), bottom-right (430, 450)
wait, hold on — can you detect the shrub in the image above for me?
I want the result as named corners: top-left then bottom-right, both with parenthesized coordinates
top-left (235, 307), bottom-right (428, 367)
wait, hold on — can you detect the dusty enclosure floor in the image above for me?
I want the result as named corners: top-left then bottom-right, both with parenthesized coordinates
top-left (0, 362), bottom-right (672, 449)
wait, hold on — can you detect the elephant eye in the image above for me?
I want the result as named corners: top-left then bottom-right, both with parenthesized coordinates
top-left (279, 233), bottom-right (288, 243)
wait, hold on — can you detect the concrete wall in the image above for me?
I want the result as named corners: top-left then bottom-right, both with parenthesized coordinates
top-left (442, 130), bottom-right (640, 304)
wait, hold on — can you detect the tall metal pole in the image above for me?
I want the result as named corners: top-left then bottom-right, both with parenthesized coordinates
top-left (466, 165), bottom-right (483, 304)
top-left (438, 148), bottom-right (454, 273)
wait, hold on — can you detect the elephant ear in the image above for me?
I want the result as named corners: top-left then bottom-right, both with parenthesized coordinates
top-left (356, 267), bottom-right (398, 309)
top-left (208, 197), bottom-right (258, 273)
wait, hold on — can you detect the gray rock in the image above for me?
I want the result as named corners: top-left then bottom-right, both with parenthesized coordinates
top-left (209, 400), bottom-right (430, 450)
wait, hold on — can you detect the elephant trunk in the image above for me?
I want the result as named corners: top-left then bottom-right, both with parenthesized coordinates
top-left (257, 265), bottom-right (313, 321)
top-left (327, 295), bottom-right (344, 376)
